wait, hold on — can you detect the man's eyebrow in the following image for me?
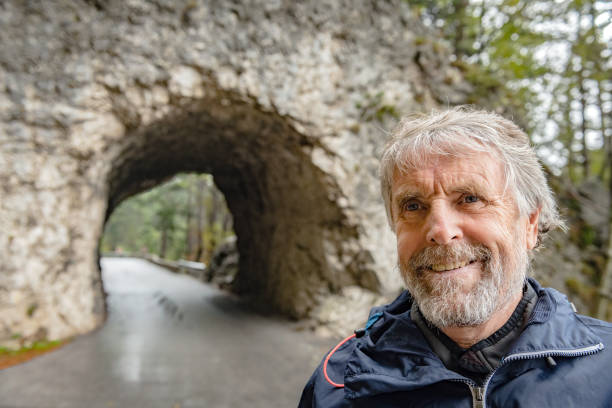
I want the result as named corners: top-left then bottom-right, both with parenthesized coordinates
top-left (393, 181), bottom-right (491, 202)
top-left (393, 190), bottom-right (424, 205)
top-left (453, 182), bottom-right (500, 203)
top-left (453, 184), bottom-right (485, 194)
top-left (451, 179), bottom-right (493, 194)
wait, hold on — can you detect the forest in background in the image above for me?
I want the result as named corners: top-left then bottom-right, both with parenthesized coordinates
top-left (412, 0), bottom-right (611, 319)
top-left (101, 173), bottom-right (234, 265)
top-left (102, 0), bottom-right (611, 318)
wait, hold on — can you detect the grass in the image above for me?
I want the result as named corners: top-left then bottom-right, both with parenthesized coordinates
top-left (0, 339), bottom-right (68, 370)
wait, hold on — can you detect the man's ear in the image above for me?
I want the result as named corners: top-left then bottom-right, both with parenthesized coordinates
top-left (525, 207), bottom-right (541, 250)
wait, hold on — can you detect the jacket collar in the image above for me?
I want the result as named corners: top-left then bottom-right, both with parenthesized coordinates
top-left (504, 278), bottom-right (603, 361)
top-left (343, 278), bottom-right (604, 400)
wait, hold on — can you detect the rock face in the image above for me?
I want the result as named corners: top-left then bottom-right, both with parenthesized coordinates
top-left (0, 0), bottom-right (471, 344)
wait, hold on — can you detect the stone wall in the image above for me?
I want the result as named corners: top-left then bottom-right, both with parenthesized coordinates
top-left (0, 0), bottom-right (470, 344)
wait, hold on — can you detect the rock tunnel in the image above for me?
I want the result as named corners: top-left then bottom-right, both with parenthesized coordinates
top-left (105, 91), bottom-right (381, 319)
top-left (0, 0), bottom-right (470, 344)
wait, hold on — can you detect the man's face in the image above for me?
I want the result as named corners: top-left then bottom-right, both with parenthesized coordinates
top-left (391, 153), bottom-right (539, 327)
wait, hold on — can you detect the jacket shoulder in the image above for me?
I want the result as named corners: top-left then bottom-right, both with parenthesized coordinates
top-left (298, 335), bottom-right (359, 408)
top-left (576, 314), bottom-right (612, 335)
top-left (299, 291), bottom-right (415, 407)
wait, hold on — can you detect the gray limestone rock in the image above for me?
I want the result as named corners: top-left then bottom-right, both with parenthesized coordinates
top-left (0, 0), bottom-right (471, 344)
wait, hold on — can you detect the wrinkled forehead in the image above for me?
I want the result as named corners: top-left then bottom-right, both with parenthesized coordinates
top-left (393, 134), bottom-right (503, 174)
top-left (393, 151), bottom-right (504, 184)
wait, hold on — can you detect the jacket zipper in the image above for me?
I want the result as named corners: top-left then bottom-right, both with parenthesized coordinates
top-left (501, 343), bottom-right (603, 362)
top-left (469, 384), bottom-right (485, 408)
top-left (457, 342), bottom-right (604, 408)
top-left (449, 378), bottom-right (483, 408)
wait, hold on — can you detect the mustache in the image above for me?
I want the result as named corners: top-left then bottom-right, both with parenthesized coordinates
top-left (406, 242), bottom-right (491, 272)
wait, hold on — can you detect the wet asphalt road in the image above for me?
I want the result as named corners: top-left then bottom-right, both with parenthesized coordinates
top-left (0, 258), bottom-right (336, 408)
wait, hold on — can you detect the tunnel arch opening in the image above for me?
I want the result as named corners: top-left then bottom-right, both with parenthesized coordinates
top-left (101, 172), bottom-right (235, 267)
top-left (100, 92), bottom-right (380, 319)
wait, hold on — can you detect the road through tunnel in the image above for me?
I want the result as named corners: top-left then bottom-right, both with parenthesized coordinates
top-left (104, 94), bottom-right (381, 319)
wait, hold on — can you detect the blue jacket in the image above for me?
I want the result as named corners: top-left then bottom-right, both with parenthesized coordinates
top-left (299, 279), bottom-right (612, 407)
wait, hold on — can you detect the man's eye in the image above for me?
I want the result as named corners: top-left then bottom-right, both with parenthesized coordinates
top-left (463, 195), bottom-right (479, 203)
top-left (404, 202), bottom-right (421, 211)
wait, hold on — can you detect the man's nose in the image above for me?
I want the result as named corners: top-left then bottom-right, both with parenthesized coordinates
top-left (425, 201), bottom-right (462, 245)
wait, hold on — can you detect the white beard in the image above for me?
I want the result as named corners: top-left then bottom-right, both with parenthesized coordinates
top-left (400, 237), bottom-right (528, 328)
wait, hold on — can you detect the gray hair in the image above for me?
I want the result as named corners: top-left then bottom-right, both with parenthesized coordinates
top-left (379, 106), bottom-right (564, 246)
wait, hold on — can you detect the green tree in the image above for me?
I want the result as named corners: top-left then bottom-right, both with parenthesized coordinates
top-left (412, 0), bottom-right (611, 318)
top-left (101, 173), bottom-right (234, 263)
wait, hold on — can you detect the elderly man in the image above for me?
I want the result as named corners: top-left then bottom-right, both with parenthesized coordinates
top-left (299, 107), bottom-right (612, 407)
